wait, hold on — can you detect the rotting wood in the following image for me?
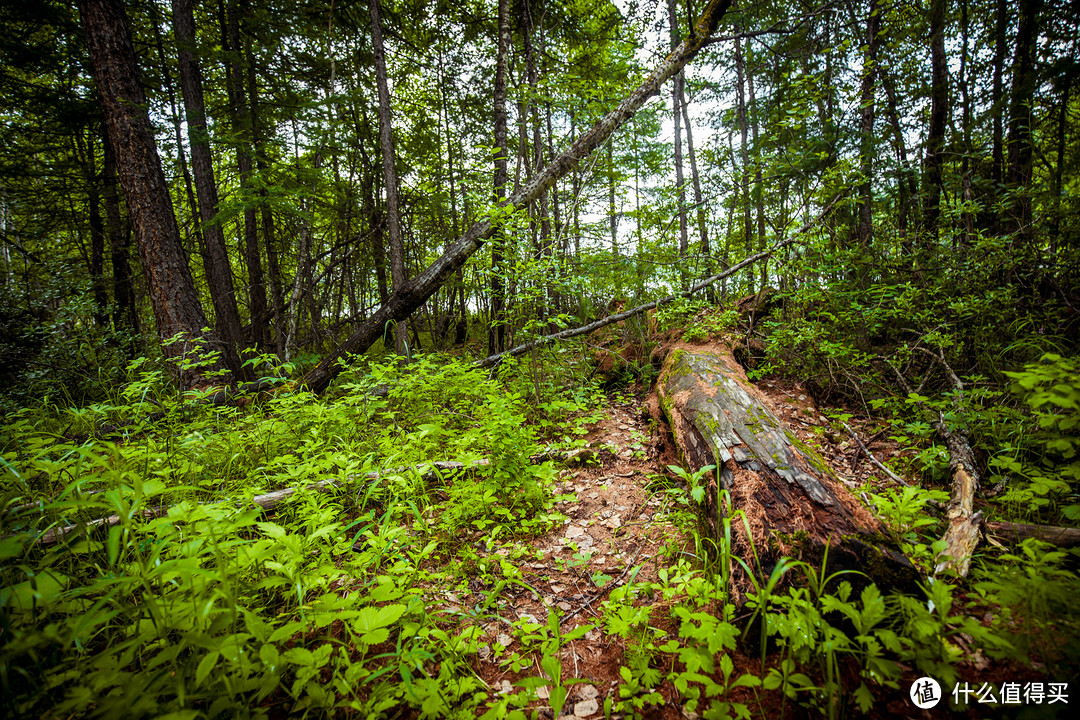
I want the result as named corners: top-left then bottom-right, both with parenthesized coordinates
top-left (984, 521), bottom-right (1080, 548)
top-left (880, 351), bottom-right (981, 577)
top-left (657, 344), bottom-right (918, 593)
top-left (473, 196), bottom-right (839, 370)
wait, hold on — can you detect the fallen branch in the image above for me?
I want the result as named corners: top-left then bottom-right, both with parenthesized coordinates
top-left (841, 421), bottom-right (912, 487)
top-left (28, 449), bottom-right (597, 545)
top-left (879, 355), bottom-right (981, 576)
top-left (473, 195), bottom-right (840, 370)
top-left (984, 521), bottom-right (1080, 548)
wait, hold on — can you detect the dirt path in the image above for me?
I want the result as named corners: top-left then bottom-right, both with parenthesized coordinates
top-left (454, 377), bottom-right (907, 718)
top-left (450, 390), bottom-right (684, 717)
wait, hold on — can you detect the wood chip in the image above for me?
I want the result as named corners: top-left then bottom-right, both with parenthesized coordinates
top-left (573, 698), bottom-right (599, 717)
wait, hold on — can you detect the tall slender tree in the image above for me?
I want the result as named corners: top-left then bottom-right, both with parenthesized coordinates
top-left (368, 0), bottom-right (408, 356)
top-left (489, 0), bottom-right (510, 355)
top-left (172, 0), bottom-right (247, 377)
top-left (79, 0), bottom-right (225, 385)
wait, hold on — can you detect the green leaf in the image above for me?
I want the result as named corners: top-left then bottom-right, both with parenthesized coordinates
top-left (196, 651), bottom-right (219, 687)
top-left (353, 603), bottom-right (406, 645)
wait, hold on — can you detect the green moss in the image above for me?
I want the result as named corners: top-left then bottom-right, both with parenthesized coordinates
top-left (785, 429), bottom-right (839, 481)
top-left (771, 529), bottom-right (813, 558)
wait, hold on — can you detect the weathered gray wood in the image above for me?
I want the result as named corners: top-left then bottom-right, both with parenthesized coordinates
top-left (657, 344), bottom-right (918, 591)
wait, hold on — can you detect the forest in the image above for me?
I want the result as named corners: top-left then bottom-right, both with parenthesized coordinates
top-left (1, 0), bottom-right (1079, 716)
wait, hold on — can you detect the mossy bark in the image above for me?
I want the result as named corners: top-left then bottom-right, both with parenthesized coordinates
top-left (658, 344), bottom-right (918, 592)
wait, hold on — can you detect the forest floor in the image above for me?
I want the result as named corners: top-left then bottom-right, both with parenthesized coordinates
top-left (436, 367), bottom-right (942, 719)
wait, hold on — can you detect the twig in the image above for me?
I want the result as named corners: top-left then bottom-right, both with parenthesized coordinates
top-left (841, 421), bottom-right (911, 486)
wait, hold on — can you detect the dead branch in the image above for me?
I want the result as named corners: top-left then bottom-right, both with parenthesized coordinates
top-left (877, 355), bottom-right (981, 576)
top-left (841, 421), bottom-right (912, 486)
top-left (474, 195), bottom-right (840, 370)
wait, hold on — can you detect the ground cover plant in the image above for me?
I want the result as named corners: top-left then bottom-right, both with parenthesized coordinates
top-left (3, 0), bottom-right (1080, 716)
top-left (3, 343), bottom-right (1078, 718)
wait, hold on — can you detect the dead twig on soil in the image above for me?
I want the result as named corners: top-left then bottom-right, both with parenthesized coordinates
top-left (841, 421), bottom-right (911, 487)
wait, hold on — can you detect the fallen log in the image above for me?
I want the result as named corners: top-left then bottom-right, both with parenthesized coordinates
top-left (30, 460), bottom-right (484, 545)
top-left (984, 521), bottom-right (1080, 548)
top-left (656, 343), bottom-right (918, 592)
top-left (26, 449), bottom-right (595, 545)
top-left (880, 351), bottom-right (981, 577)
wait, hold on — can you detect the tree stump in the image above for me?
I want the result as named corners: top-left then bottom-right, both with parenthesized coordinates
top-left (657, 343), bottom-right (918, 592)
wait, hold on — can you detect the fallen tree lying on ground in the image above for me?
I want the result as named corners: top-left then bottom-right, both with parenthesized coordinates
top-left (655, 342), bottom-right (920, 593)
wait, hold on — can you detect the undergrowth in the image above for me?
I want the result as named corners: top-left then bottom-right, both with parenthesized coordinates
top-left (2, 350), bottom-right (1078, 718)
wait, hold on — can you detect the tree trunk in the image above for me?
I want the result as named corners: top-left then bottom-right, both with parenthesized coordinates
top-left (246, 42), bottom-right (285, 357)
top-left (679, 83), bottom-right (712, 302)
top-left (489, 0), bottom-right (509, 355)
top-left (734, 35), bottom-right (753, 294)
top-left (80, 0), bottom-right (225, 387)
top-left (81, 130), bottom-right (109, 326)
top-left (301, 0), bottom-right (736, 394)
top-left (922, 0), bottom-right (948, 241)
top-left (856, 0), bottom-right (879, 287)
top-left (224, 0), bottom-right (268, 351)
top-left (657, 344), bottom-right (917, 590)
top-left (148, 0), bottom-right (201, 255)
top-left (102, 132), bottom-right (138, 338)
top-left (172, 0), bottom-right (246, 378)
top-left (1005, 0), bottom-right (1044, 244)
top-left (990, 0), bottom-right (1008, 193)
top-left (368, 0), bottom-right (408, 356)
top-left (668, 0), bottom-right (689, 290)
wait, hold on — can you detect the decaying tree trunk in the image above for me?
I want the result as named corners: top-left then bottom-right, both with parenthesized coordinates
top-left (657, 343), bottom-right (918, 590)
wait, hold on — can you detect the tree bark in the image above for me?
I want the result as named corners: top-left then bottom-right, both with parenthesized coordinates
top-left (80, 0), bottom-right (224, 387)
top-left (856, 0), bottom-right (879, 286)
top-left (102, 132), bottom-right (138, 337)
top-left (489, 0), bottom-right (509, 355)
top-left (668, 0), bottom-right (689, 290)
top-left (368, 0), bottom-right (408, 356)
top-left (679, 83), bottom-right (712, 302)
top-left (734, 35), bottom-right (753, 293)
top-left (301, 0), bottom-right (736, 394)
top-left (172, 0), bottom-right (246, 379)
top-left (246, 43), bottom-right (285, 357)
top-left (922, 0), bottom-right (948, 241)
top-left (1005, 0), bottom-right (1044, 244)
top-left (657, 344), bottom-right (917, 590)
top-left (224, 0), bottom-right (268, 351)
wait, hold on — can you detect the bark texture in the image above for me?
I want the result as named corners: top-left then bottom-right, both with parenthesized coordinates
top-left (80, 0), bottom-right (223, 385)
top-left (657, 344), bottom-right (917, 590)
top-left (173, 0), bottom-right (245, 377)
top-left (369, 0), bottom-right (408, 355)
